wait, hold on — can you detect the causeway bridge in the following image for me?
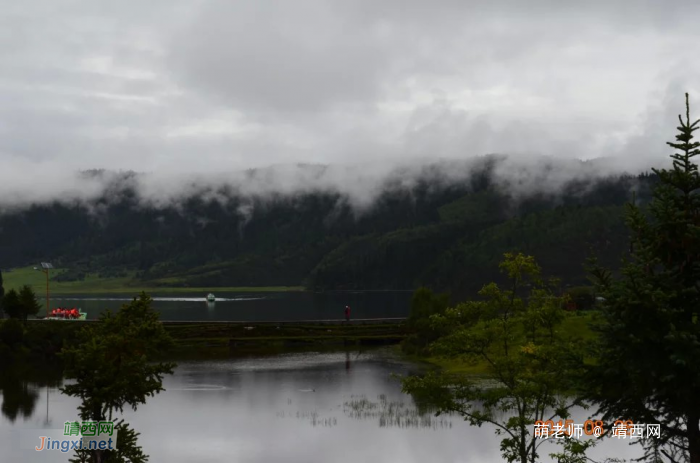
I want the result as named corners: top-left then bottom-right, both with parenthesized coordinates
top-left (38, 317), bottom-right (407, 325)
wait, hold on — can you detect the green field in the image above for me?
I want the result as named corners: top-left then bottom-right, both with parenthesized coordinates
top-left (2, 266), bottom-right (304, 295)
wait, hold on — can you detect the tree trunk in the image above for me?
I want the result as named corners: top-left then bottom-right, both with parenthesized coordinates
top-left (91, 406), bottom-right (105, 463)
top-left (688, 413), bottom-right (700, 463)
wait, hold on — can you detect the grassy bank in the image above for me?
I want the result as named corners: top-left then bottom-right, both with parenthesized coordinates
top-left (2, 266), bottom-right (304, 295)
top-left (7, 319), bottom-right (407, 360)
top-left (164, 311), bottom-right (597, 365)
top-left (410, 311), bottom-right (598, 375)
top-left (163, 321), bottom-right (407, 358)
top-left (7, 310), bottom-right (596, 365)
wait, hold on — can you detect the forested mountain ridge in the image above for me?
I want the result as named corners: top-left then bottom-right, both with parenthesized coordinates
top-left (0, 161), bottom-right (657, 295)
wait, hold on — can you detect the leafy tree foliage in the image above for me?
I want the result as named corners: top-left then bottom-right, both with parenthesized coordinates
top-left (60, 293), bottom-right (176, 462)
top-left (403, 253), bottom-right (588, 463)
top-left (586, 94), bottom-right (700, 463)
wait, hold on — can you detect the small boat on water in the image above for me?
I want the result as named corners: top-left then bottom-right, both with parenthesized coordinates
top-left (46, 307), bottom-right (87, 321)
top-left (206, 293), bottom-right (216, 302)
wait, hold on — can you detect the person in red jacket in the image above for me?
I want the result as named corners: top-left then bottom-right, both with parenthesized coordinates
top-left (344, 306), bottom-right (350, 322)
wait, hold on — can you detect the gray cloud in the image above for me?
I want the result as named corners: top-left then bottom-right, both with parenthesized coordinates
top-left (0, 0), bottom-right (699, 210)
top-left (168, 1), bottom-right (392, 114)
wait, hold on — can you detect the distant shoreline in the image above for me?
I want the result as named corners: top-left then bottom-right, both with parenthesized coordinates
top-left (3, 266), bottom-right (419, 296)
top-left (32, 286), bottom-right (305, 295)
top-left (2, 266), bottom-right (306, 294)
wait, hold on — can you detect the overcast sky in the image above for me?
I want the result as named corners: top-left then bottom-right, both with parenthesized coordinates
top-left (1, 0), bottom-right (699, 206)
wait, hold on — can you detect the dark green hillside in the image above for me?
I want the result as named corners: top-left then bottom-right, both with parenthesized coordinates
top-left (0, 164), bottom-right (657, 294)
top-left (307, 223), bottom-right (467, 290)
top-left (421, 205), bottom-right (629, 296)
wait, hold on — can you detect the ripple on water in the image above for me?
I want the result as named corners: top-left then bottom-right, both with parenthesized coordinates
top-left (168, 384), bottom-right (229, 391)
top-left (175, 350), bottom-right (410, 374)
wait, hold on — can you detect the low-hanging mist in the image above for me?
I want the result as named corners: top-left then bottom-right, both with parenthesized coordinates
top-left (0, 154), bottom-right (658, 216)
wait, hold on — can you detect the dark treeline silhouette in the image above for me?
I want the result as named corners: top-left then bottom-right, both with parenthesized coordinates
top-left (0, 160), bottom-right (657, 296)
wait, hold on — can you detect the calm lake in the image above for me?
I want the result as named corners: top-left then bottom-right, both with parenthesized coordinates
top-left (1, 349), bottom-right (642, 463)
top-left (48, 291), bottom-right (413, 321)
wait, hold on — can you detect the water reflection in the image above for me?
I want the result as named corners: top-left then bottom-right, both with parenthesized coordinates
top-left (344, 394), bottom-right (452, 429)
top-left (0, 363), bottom-right (62, 423)
top-left (1, 379), bottom-right (37, 423)
top-left (0, 350), bottom-right (643, 463)
top-left (276, 410), bottom-right (339, 427)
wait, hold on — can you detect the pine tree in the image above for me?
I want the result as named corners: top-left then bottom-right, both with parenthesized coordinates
top-left (61, 292), bottom-right (175, 462)
top-left (2, 289), bottom-right (22, 320)
top-left (587, 93), bottom-right (700, 462)
top-left (17, 285), bottom-right (41, 323)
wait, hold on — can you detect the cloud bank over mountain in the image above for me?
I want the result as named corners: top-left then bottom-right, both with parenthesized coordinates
top-left (1, 0), bottom-right (698, 210)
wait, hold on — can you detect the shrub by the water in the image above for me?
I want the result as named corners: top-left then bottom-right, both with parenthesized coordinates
top-left (402, 287), bottom-right (450, 355)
